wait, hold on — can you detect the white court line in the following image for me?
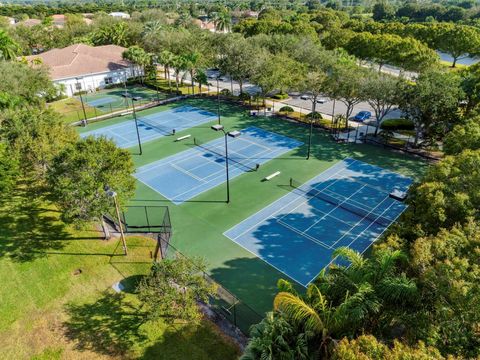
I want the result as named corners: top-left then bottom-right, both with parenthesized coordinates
top-left (305, 200), bottom-right (399, 287)
top-left (276, 219), bottom-right (331, 249)
top-left (170, 163), bottom-right (205, 182)
top-left (325, 194), bottom-right (392, 249)
top-left (225, 162), bottom-right (350, 241)
top-left (301, 185), bottom-right (367, 234)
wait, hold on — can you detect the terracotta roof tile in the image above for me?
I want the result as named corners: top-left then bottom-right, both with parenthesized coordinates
top-left (24, 44), bottom-right (131, 80)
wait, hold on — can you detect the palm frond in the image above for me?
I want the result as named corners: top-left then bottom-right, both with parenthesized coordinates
top-left (274, 292), bottom-right (325, 334)
top-left (333, 247), bottom-right (366, 268)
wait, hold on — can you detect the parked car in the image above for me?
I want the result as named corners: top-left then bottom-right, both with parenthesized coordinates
top-left (353, 111), bottom-right (372, 122)
top-left (300, 94), bottom-right (309, 100)
top-left (316, 98), bottom-right (327, 104)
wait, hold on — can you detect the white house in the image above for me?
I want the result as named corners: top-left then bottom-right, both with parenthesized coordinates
top-left (24, 44), bottom-right (137, 96)
top-left (109, 12), bottom-right (130, 19)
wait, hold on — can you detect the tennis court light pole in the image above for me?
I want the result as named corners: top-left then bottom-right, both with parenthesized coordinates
top-left (216, 76), bottom-right (221, 124)
top-left (131, 98), bottom-right (143, 155)
top-left (105, 187), bottom-right (128, 256)
top-left (211, 124), bottom-right (232, 203)
top-left (75, 77), bottom-right (88, 123)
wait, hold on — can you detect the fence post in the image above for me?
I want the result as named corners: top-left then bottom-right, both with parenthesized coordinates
top-left (144, 206), bottom-right (150, 232)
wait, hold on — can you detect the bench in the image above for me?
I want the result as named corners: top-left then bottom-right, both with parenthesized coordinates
top-left (175, 134), bottom-right (191, 142)
top-left (264, 171), bottom-right (281, 181)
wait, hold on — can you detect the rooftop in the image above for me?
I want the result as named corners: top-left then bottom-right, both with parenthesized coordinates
top-left (24, 44), bottom-right (131, 80)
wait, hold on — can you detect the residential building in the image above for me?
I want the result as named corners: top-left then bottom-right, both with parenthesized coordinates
top-left (24, 44), bottom-right (136, 96)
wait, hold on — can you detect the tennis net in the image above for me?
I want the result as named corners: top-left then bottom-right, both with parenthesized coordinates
top-left (138, 117), bottom-right (173, 136)
top-left (194, 137), bottom-right (259, 172)
top-left (289, 178), bottom-right (391, 227)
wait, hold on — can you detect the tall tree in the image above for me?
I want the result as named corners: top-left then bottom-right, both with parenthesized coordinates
top-left (137, 256), bottom-right (217, 324)
top-left (361, 71), bottom-right (403, 136)
top-left (409, 149), bottom-right (480, 234)
top-left (399, 70), bottom-right (463, 146)
top-left (47, 137), bottom-right (136, 226)
top-left (218, 34), bottom-right (256, 95)
top-left (433, 24), bottom-right (480, 68)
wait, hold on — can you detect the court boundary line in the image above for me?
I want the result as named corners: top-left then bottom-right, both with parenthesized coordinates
top-left (224, 158), bottom-right (411, 287)
top-left (305, 200), bottom-right (403, 287)
top-left (224, 162), bottom-right (349, 242)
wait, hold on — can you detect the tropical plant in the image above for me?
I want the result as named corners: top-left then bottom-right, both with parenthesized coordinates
top-left (0, 29), bottom-right (20, 60)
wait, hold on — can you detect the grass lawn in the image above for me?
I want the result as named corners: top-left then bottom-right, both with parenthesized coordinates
top-left (0, 187), bottom-right (241, 359)
top-left (48, 97), bottom-right (99, 123)
top-left (78, 97), bottom-right (429, 331)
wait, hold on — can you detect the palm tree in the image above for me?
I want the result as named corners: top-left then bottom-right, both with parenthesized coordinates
top-left (171, 55), bottom-right (187, 93)
top-left (317, 247), bottom-right (418, 332)
top-left (0, 29), bottom-right (20, 60)
top-left (241, 312), bottom-right (311, 360)
top-left (158, 50), bottom-right (175, 92)
top-left (213, 10), bottom-right (232, 33)
top-left (142, 20), bottom-right (163, 37)
top-left (123, 46), bottom-right (151, 83)
top-left (183, 52), bottom-right (200, 95)
top-left (273, 281), bottom-right (369, 358)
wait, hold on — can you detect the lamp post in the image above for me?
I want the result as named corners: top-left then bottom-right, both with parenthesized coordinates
top-left (75, 77), bottom-right (88, 124)
top-left (211, 124), bottom-right (238, 203)
top-left (216, 76), bottom-right (221, 124)
top-left (131, 98), bottom-right (142, 155)
top-left (105, 187), bottom-right (128, 255)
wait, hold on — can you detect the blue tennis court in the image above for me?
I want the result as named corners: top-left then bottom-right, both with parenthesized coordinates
top-left (80, 105), bottom-right (216, 148)
top-left (224, 158), bottom-right (412, 287)
top-left (135, 127), bottom-right (303, 204)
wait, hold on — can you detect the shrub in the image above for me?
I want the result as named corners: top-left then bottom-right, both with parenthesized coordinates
top-left (220, 89), bottom-right (231, 96)
top-left (306, 111), bottom-right (323, 120)
top-left (279, 106), bottom-right (294, 113)
top-left (272, 92), bottom-right (289, 100)
top-left (380, 118), bottom-right (414, 131)
top-left (238, 92), bottom-right (250, 101)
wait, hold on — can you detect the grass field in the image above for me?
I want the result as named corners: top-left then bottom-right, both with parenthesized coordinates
top-left (79, 97), bottom-right (428, 322)
top-left (0, 187), bottom-right (240, 359)
top-left (48, 97), bottom-right (99, 123)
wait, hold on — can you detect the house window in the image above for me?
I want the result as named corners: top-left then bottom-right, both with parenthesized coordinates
top-left (105, 77), bottom-right (113, 85)
top-left (75, 82), bottom-right (82, 91)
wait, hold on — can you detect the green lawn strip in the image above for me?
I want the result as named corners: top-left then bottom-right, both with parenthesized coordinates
top-left (48, 98), bottom-right (99, 123)
top-left (119, 97), bottom-right (428, 319)
top-left (0, 188), bottom-right (239, 359)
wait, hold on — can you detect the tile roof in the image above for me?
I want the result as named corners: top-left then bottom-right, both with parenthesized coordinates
top-left (24, 44), bottom-right (131, 80)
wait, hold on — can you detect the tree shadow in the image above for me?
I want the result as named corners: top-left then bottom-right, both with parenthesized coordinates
top-left (140, 321), bottom-right (240, 360)
top-left (63, 290), bottom-right (147, 357)
top-left (0, 187), bottom-right (77, 262)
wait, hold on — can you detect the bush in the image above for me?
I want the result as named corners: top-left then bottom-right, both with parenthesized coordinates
top-left (272, 92), bottom-right (289, 100)
top-left (380, 118), bottom-right (414, 131)
top-left (238, 92), bottom-right (250, 101)
top-left (220, 89), bottom-right (231, 96)
top-left (306, 111), bottom-right (323, 120)
top-left (279, 106), bottom-right (294, 113)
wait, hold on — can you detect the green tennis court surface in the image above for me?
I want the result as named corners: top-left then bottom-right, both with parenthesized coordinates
top-left (80, 85), bottom-right (167, 111)
top-left (91, 97), bottom-right (426, 322)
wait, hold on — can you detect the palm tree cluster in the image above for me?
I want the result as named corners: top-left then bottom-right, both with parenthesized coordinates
top-left (243, 247), bottom-right (418, 359)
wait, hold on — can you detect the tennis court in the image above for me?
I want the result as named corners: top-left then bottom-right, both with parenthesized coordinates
top-left (80, 105), bottom-right (217, 148)
top-left (82, 85), bottom-right (163, 109)
top-left (224, 158), bottom-right (412, 287)
top-left (135, 126), bottom-right (303, 204)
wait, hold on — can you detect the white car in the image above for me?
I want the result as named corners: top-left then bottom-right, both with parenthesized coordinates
top-left (300, 94), bottom-right (310, 100)
top-left (316, 98), bottom-right (327, 104)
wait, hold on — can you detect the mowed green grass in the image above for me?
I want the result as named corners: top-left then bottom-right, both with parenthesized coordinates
top-left (79, 97), bottom-right (429, 323)
top-left (0, 188), bottom-right (240, 359)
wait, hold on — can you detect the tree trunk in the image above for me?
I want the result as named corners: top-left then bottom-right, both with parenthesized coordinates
top-left (101, 216), bottom-right (111, 240)
top-left (239, 80), bottom-right (243, 94)
top-left (452, 57), bottom-right (457, 68)
top-left (190, 70), bottom-right (195, 95)
top-left (175, 73), bottom-right (179, 92)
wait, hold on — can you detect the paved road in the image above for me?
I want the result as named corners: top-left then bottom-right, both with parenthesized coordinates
top-left (168, 68), bottom-right (403, 122)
